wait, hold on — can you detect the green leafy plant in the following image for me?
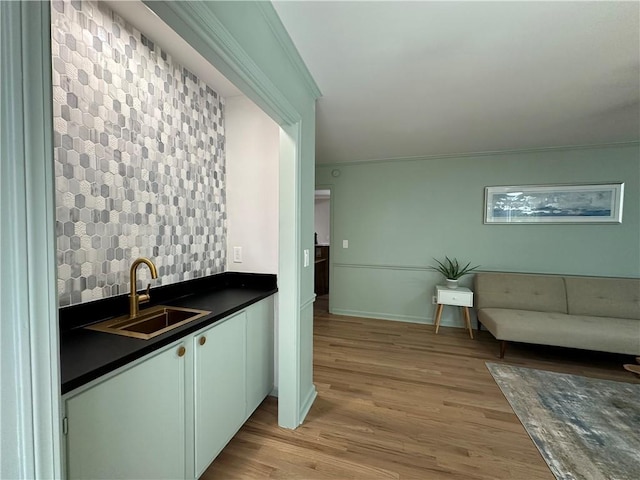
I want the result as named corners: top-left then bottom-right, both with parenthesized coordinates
top-left (428, 256), bottom-right (480, 280)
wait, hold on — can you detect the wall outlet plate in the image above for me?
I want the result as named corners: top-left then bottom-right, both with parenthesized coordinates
top-left (233, 246), bottom-right (242, 263)
top-left (432, 295), bottom-right (438, 305)
top-left (304, 249), bottom-right (309, 267)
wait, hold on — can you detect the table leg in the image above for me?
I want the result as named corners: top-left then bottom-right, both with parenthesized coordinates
top-left (434, 303), bottom-right (444, 334)
top-left (463, 307), bottom-right (473, 339)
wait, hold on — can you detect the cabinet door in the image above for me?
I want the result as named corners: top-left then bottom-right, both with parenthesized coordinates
top-left (65, 343), bottom-right (186, 480)
top-left (246, 296), bottom-right (274, 416)
top-left (194, 312), bottom-right (247, 477)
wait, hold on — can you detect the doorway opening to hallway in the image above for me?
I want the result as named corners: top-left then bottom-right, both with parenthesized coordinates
top-left (314, 189), bottom-right (331, 312)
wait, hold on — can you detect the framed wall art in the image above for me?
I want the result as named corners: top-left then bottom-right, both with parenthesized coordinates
top-left (484, 183), bottom-right (624, 224)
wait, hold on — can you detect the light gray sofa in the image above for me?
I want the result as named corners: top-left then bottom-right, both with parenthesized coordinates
top-left (474, 272), bottom-right (640, 358)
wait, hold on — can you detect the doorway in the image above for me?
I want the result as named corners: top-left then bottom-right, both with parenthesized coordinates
top-left (314, 189), bottom-right (331, 313)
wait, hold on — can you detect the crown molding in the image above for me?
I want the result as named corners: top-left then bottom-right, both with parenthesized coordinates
top-left (145, 0), bottom-right (300, 125)
top-left (256, 2), bottom-right (322, 100)
top-left (317, 141), bottom-right (640, 168)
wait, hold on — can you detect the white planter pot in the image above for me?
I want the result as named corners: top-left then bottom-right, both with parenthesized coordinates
top-left (445, 278), bottom-right (459, 289)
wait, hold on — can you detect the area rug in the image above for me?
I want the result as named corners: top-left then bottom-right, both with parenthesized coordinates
top-left (486, 363), bottom-right (640, 480)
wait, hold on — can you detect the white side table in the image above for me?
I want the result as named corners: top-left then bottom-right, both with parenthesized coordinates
top-left (434, 285), bottom-right (474, 338)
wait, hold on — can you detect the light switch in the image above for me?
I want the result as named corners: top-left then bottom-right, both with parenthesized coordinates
top-left (304, 249), bottom-right (309, 267)
top-left (233, 246), bottom-right (242, 263)
top-left (342, 239), bottom-right (348, 248)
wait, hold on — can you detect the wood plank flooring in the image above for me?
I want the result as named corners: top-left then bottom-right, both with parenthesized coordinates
top-left (202, 297), bottom-right (639, 479)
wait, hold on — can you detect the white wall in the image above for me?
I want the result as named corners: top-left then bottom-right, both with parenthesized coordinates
top-left (314, 196), bottom-right (330, 245)
top-left (225, 96), bottom-right (280, 273)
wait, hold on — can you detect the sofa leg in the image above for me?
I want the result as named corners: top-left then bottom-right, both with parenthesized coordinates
top-left (499, 341), bottom-right (507, 359)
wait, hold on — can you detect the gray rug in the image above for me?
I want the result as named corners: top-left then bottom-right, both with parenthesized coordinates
top-left (486, 363), bottom-right (640, 480)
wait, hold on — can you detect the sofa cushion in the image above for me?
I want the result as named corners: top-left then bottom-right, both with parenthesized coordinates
top-left (478, 308), bottom-right (640, 355)
top-left (474, 273), bottom-right (567, 313)
top-left (565, 276), bottom-right (640, 320)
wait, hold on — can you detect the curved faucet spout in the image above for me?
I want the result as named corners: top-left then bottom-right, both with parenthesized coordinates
top-left (129, 257), bottom-right (158, 318)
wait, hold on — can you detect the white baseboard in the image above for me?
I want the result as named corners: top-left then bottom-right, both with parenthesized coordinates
top-left (330, 308), bottom-right (429, 324)
top-left (298, 385), bottom-right (317, 426)
top-left (329, 308), bottom-right (477, 329)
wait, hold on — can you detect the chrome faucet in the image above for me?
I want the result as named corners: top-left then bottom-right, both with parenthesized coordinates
top-left (129, 257), bottom-right (158, 318)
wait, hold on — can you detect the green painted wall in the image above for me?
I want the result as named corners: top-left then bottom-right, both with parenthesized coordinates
top-left (316, 144), bottom-right (640, 327)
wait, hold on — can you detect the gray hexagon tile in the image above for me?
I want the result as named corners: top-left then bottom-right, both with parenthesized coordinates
top-left (52, 0), bottom-right (226, 307)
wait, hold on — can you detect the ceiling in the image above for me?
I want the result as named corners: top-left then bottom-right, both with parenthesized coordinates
top-left (273, 1), bottom-right (640, 164)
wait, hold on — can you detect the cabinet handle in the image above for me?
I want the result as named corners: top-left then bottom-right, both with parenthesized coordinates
top-left (177, 346), bottom-right (186, 357)
top-left (199, 336), bottom-right (206, 346)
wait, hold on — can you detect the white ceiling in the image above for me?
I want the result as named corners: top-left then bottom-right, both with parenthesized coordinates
top-left (273, 1), bottom-right (640, 164)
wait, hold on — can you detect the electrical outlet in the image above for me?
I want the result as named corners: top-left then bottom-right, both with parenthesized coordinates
top-left (432, 295), bottom-right (438, 305)
top-left (342, 239), bottom-right (349, 248)
top-left (233, 246), bottom-right (242, 263)
top-left (304, 249), bottom-right (310, 267)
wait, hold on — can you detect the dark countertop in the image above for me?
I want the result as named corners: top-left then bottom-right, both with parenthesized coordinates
top-left (59, 272), bottom-right (277, 394)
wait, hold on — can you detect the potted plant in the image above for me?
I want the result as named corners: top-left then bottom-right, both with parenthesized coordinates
top-left (429, 256), bottom-right (480, 289)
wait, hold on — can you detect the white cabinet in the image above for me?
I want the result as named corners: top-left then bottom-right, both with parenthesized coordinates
top-left (63, 295), bottom-right (275, 480)
top-left (246, 295), bottom-right (274, 416)
top-left (193, 312), bottom-right (247, 477)
top-left (64, 341), bottom-right (187, 480)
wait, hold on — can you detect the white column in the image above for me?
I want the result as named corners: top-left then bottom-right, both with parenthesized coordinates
top-left (1, 2), bottom-right (62, 478)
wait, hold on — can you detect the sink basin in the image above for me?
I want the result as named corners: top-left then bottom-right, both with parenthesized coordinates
top-left (86, 306), bottom-right (211, 340)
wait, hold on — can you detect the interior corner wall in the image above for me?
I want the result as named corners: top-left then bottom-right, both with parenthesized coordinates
top-left (316, 143), bottom-right (640, 328)
top-left (225, 96), bottom-right (279, 273)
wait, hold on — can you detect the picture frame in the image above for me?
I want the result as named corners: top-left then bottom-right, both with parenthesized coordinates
top-left (484, 183), bottom-right (624, 224)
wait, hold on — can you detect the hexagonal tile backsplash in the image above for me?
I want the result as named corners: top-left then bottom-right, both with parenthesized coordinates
top-left (51, 0), bottom-right (227, 307)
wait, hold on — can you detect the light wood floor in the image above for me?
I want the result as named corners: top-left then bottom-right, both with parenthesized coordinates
top-left (202, 297), bottom-right (638, 479)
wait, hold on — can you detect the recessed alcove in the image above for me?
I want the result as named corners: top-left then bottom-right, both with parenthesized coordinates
top-left (52, 0), bottom-right (280, 306)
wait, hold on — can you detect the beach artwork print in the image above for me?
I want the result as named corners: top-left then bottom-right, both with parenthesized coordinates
top-left (484, 183), bottom-right (624, 224)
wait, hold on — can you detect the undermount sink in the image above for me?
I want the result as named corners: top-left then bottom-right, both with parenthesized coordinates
top-left (86, 306), bottom-right (211, 340)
